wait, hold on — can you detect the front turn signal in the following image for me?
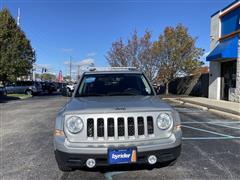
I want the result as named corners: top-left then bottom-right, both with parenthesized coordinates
top-left (54, 129), bottom-right (65, 136)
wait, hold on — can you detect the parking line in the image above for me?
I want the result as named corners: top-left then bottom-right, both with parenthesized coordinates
top-left (182, 125), bottom-right (234, 138)
top-left (182, 121), bottom-right (240, 124)
top-left (183, 137), bottom-right (240, 140)
top-left (211, 123), bottom-right (240, 130)
top-left (104, 171), bottom-right (127, 180)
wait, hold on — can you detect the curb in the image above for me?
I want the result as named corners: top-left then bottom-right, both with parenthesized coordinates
top-left (164, 98), bottom-right (240, 120)
top-left (162, 98), bottom-right (184, 105)
top-left (184, 102), bottom-right (208, 111)
top-left (208, 109), bottom-right (240, 121)
top-left (179, 99), bottom-right (240, 116)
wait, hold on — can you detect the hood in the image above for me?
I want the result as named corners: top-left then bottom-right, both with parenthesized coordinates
top-left (63, 96), bottom-right (173, 114)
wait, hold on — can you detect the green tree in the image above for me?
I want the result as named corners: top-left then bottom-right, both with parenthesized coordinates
top-left (0, 8), bottom-right (35, 84)
top-left (63, 75), bottom-right (71, 82)
top-left (152, 24), bottom-right (204, 94)
top-left (41, 73), bottom-right (56, 81)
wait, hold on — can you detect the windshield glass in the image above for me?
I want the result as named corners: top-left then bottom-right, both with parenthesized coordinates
top-left (75, 73), bottom-right (154, 97)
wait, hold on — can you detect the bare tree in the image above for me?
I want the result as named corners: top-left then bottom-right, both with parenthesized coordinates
top-left (106, 38), bottom-right (129, 67)
top-left (106, 25), bottom-right (204, 92)
top-left (106, 31), bottom-right (159, 81)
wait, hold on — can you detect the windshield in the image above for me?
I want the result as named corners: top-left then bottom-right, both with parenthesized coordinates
top-left (75, 73), bottom-right (154, 97)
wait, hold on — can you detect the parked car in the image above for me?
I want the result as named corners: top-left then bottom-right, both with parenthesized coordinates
top-left (67, 82), bottom-right (77, 92)
top-left (54, 68), bottom-right (182, 171)
top-left (55, 82), bottom-right (66, 93)
top-left (0, 85), bottom-right (7, 96)
top-left (41, 81), bottom-right (57, 94)
top-left (5, 81), bottom-right (42, 95)
top-left (152, 83), bottom-right (161, 95)
top-left (61, 83), bottom-right (77, 97)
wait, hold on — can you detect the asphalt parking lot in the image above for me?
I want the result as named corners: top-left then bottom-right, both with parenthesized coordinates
top-left (0, 96), bottom-right (240, 180)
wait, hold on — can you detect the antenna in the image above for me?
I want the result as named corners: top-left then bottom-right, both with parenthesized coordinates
top-left (17, 8), bottom-right (20, 26)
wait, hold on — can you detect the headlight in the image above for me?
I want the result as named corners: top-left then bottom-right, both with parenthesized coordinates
top-left (157, 113), bottom-right (173, 130)
top-left (66, 116), bottom-right (84, 134)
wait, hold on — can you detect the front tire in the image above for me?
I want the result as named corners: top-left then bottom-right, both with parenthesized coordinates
top-left (67, 88), bottom-right (72, 97)
top-left (25, 89), bottom-right (33, 96)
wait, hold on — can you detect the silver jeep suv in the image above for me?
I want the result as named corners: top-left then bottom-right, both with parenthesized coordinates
top-left (54, 68), bottom-right (182, 171)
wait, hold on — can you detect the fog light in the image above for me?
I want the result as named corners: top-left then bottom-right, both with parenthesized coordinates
top-left (86, 158), bottom-right (96, 168)
top-left (148, 155), bottom-right (157, 165)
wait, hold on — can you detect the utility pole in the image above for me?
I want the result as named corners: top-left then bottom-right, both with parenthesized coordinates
top-left (77, 64), bottom-right (80, 80)
top-left (32, 49), bottom-right (35, 81)
top-left (69, 56), bottom-right (72, 82)
top-left (17, 8), bottom-right (20, 26)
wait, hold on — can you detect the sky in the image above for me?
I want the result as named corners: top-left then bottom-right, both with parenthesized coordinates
top-left (1, 0), bottom-right (234, 77)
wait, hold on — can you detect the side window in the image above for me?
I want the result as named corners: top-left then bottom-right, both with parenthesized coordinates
top-left (21, 81), bottom-right (27, 86)
top-left (26, 81), bottom-right (33, 86)
top-left (80, 77), bottom-right (96, 94)
top-left (16, 81), bottom-right (22, 86)
top-left (6, 82), bottom-right (15, 86)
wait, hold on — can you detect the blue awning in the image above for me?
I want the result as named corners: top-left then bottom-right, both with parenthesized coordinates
top-left (206, 36), bottom-right (238, 61)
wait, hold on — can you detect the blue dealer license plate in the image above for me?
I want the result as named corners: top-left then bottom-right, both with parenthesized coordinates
top-left (108, 148), bottom-right (137, 165)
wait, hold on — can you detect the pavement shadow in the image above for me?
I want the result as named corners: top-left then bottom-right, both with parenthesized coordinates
top-left (59, 163), bottom-right (174, 180)
top-left (73, 161), bottom-right (174, 173)
top-left (0, 95), bottom-right (20, 103)
top-left (35, 92), bottom-right (62, 96)
top-left (0, 92), bottom-right (63, 103)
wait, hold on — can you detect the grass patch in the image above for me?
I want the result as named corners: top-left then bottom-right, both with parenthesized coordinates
top-left (7, 93), bottom-right (32, 99)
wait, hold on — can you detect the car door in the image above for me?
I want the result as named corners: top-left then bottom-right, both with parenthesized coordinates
top-left (22, 81), bottom-right (31, 93)
top-left (15, 81), bottom-right (24, 93)
top-left (5, 82), bottom-right (15, 94)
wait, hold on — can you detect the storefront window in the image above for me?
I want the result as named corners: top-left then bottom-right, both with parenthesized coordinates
top-left (221, 7), bottom-right (240, 36)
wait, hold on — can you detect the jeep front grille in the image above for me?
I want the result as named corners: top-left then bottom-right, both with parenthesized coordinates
top-left (87, 116), bottom-right (154, 140)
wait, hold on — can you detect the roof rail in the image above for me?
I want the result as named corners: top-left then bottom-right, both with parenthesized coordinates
top-left (87, 67), bottom-right (137, 72)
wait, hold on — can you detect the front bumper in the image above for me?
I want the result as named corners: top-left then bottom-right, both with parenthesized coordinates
top-left (55, 145), bottom-right (181, 168)
top-left (54, 128), bottom-right (182, 168)
top-left (54, 128), bottom-right (182, 154)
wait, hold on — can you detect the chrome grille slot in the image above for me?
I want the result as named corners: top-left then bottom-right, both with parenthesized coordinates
top-left (147, 116), bottom-right (154, 134)
top-left (107, 118), bottom-right (114, 137)
top-left (87, 118), bottom-right (94, 137)
top-left (137, 117), bottom-right (144, 135)
top-left (117, 118), bottom-right (125, 136)
top-left (128, 117), bottom-right (135, 136)
top-left (97, 118), bottom-right (104, 137)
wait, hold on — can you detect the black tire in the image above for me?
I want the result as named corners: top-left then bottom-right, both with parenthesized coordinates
top-left (25, 89), bottom-right (33, 96)
top-left (67, 88), bottom-right (72, 97)
top-left (57, 164), bottom-right (73, 172)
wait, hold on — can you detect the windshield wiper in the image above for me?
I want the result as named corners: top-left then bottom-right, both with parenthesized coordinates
top-left (107, 92), bottom-right (139, 96)
top-left (77, 93), bottom-right (104, 97)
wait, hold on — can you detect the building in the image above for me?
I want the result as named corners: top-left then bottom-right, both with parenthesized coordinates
top-left (207, 0), bottom-right (240, 103)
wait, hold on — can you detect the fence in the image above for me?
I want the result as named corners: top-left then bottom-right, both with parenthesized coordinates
top-left (158, 73), bottom-right (209, 97)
